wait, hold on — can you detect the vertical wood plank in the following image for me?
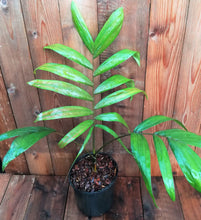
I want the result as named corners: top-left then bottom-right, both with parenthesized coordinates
top-left (0, 174), bottom-right (11, 203)
top-left (0, 68), bottom-right (28, 174)
top-left (0, 175), bottom-right (35, 220)
top-left (141, 177), bottom-right (184, 220)
top-left (58, 0), bottom-right (102, 152)
top-left (24, 176), bottom-right (68, 220)
top-left (104, 177), bottom-right (143, 220)
top-left (64, 186), bottom-right (103, 220)
top-left (143, 0), bottom-right (189, 175)
top-left (0, 0), bottom-right (53, 174)
top-left (173, 0), bottom-right (201, 173)
top-left (176, 177), bottom-right (201, 220)
top-left (20, 0), bottom-right (75, 175)
top-left (97, 0), bottom-right (150, 176)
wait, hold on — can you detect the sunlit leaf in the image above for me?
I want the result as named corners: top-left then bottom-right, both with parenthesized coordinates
top-left (73, 126), bottom-right (94, 164)
top-left (94, 75), bottom-right (131, 94)
top-left (153, 135), bottom-right (175, 201)
top-left (34, 63), bottom-right (93, 86)
top-left (58, 120), bottom-right (94, 148)
top-left (94, 49), bottom-right (140, 76)
top-left (95, 112), bottom-right (128, 128)
top-left (0, 127), bottom-right (55, 141)
top-left (168, 139), bottom-right (201, 192)
top-left (93, 7), bottom-right (124, 58)
top-left (131, 133), bottom-right (157, 206)
top-left (95, 124), bottom-right (131, 154)
top-left (44, 44), bottom-right (93, 70)
top-left (28, 79), bottom-right (93, 101)
top-left (35, 106), bottom-right (93, 122)
top-left (155, 129), bottom-right (201, 148)
top-left (2, 128), bottom-right (55, 170)
top-left (71, 1), bottom-right (94, 54)
top-left (95, 88), bottom-right (147, 109)
top-left (134, 115), bottom-right (187, 132)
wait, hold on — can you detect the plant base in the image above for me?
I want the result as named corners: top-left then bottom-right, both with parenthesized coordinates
top-left (69, 153), bottom-right (118, 217)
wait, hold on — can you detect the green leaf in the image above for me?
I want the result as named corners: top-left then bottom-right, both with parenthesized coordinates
top-left (153, 135), bottom-right (175, 201)
top-left (168, 139), bottom-right (201, 192)
top-left (95, 88), bottom-right (147, 109)
top-left (0, 127), bottom-right (55, 141)
top-left (44, 44), bottom-right (93, 70)
top-left (28, 79), bottom-right (93, 101)
top-left (34, 63), bottom-right (93, 86)
top-left (71, 1), bottom-right (94, 54)
top-left (95, 124), bottom-right (131, 154)
top-left (94, 49), bottom-right (140, 76)
top-left (94, 75), bottom-right (132, 94)
top-left (95, 112), bottom-right (128, 128)
top-left (155, 129), bottom-right (201, 148)
top-left (93, 7), bottom-right (124, 58)
top-left (74, 126), bottom-right (94, 163)
top-left (35, 106), bottom-right (93, 122)
top-left (134, 115), bottom-right (187, 132)
top-left (131, 133), bottom-right (157, 206)
top-left (58, 120), bottom-right (93, 148)
top-left (133, 51), bottom-right (140, 67)
top-left (2, 129), bottom-right (55, 170)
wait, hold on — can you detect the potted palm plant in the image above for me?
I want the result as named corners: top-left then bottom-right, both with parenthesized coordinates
top-left (0, 1), bottom-right (201, 217)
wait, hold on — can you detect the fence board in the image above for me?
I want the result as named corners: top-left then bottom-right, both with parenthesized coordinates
top-left (97, 0), bottom-right (150, 176)
top-left (20, 0), bottom-right (77, 175)
top-left (58, 0), bottom-right (102, 153)
top-left (0, 0), bottom-right (53, 175)
top-left (173, 0), bottom-right (201, 173)
top-left (143, 0), bottom-right (189, 175)
top-left (0, 68), bottom-right (28, 174)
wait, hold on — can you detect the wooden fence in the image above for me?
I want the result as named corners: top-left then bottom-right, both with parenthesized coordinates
top-left (0, 0), bottom-right (201, 176)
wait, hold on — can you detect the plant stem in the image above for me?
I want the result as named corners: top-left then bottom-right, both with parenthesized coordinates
top-left (92, 59), bottom-right (96, 155)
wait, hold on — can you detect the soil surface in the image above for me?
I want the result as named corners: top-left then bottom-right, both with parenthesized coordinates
top-left (70, 153), bottom-right (117, 192)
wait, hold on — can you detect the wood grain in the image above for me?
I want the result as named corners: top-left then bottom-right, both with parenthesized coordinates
top-left (176, 177), bottom-right (201, 220)
top-left (0, 0), bottom-right (53, 175)
top-left (20, 0), bottom-right (75, 175)
top-left (24, 176), bottom-right (68, 220)
top-left (0, 68), bottom-right (28, 174)
top-left (173, 0), bottom-right (201, 171)
top-left (0, 175), bottom-right (35, 220)
top-left (143, 0), bottom-right (189, 175)
top-left (0, 174), bottom-right (10, 203)
top-left (58, 0), bottom-right (103, 152)
top-left (141, 177), bottom-right (184, 220)
top-left (104, 177), bottom-right (143, 220)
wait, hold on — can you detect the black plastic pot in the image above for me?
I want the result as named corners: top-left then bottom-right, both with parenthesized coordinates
top-left (68, 153), bottom-right (118, 217)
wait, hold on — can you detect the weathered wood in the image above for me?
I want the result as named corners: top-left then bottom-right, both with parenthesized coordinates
top-left (0, 174), bottom-right (10, 203)
top-left (64, 185), bottom-right (103, 220)
top-left (0, 175), bottom-right (35, 220)
top-left (0, 0), bottom-right (53, 174)
top-left (173, 0), bottom-right (201, 171)
top-left (58, 0), bottom-right (102, 152)
top-left (176, 177), bottom-right (201, 220)
top-left (141, 177), bottom-right (184, 220)
top-left (97, 0), bottom-right (150, 176)
top-left (24, 176), bottom-right (68, 220)
top-left (105, 177), bottom-right (143, 220)
top-left (20, 0), bottom-right (75, 175)
top-left (0, 68), bottom-right (28, 174)
top-left (143, 0), bottom-right (189, 175)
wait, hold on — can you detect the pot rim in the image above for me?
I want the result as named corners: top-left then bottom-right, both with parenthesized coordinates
top-left (68, 152), bottom-right (118, 195)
